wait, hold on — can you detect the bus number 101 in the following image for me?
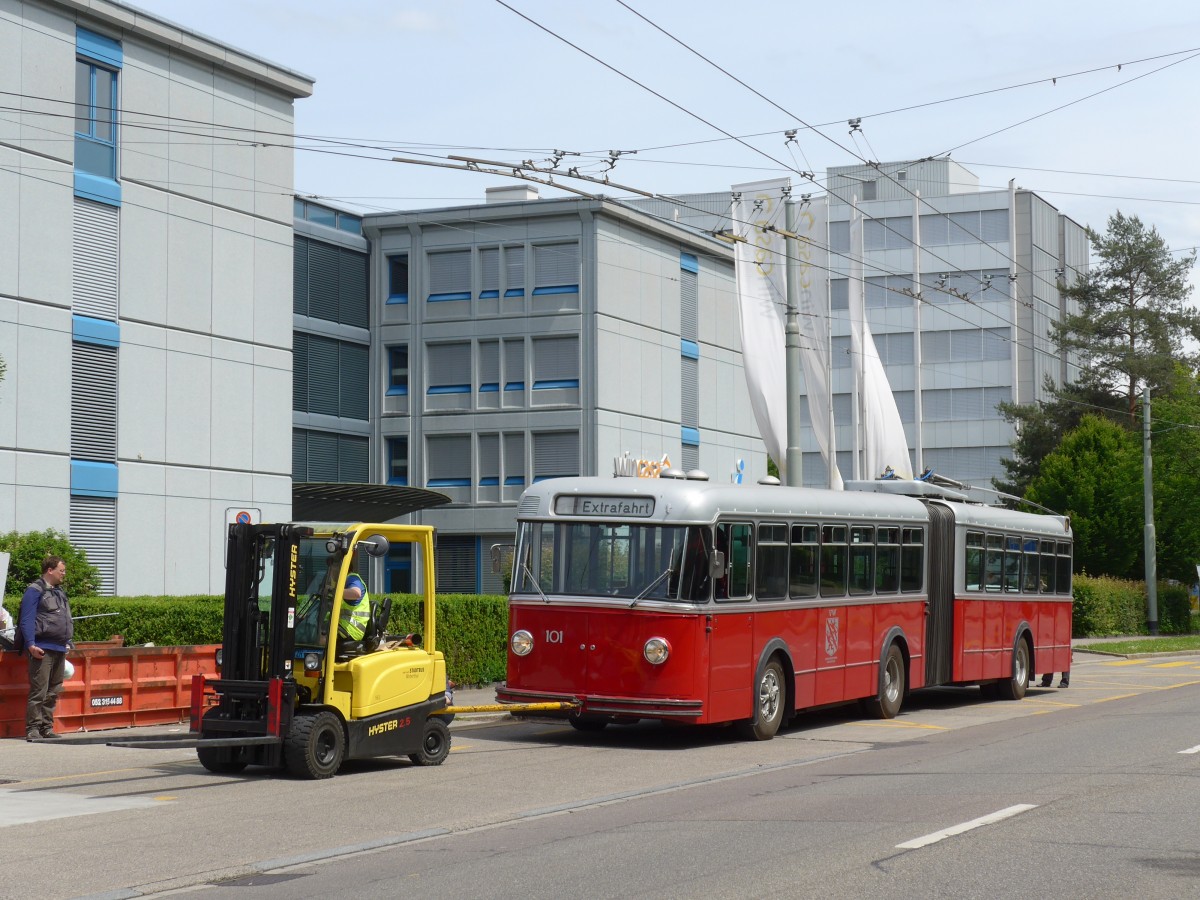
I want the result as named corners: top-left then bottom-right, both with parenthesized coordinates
top-left (545, 630), bottom-right (564, 644)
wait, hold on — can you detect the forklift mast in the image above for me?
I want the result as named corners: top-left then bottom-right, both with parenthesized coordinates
top-left (221, 522), bottom-right (311, 683)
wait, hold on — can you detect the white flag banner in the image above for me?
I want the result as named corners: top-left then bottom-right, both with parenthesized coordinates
top-left (791, 199), bottom-right (842, 489)
top-left (732, 179), bottom-right (789, 475)
top-left (848, 199), bottom-right (914, 480)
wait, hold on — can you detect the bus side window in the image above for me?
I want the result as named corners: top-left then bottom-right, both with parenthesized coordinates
top-left (1021, 537), bottom-right (1040, 592)
top-left (964, 531), bottom-right (984, 591)
top-left (876, 526), bottom-right (900, 593)
top-left (820, 525), bottom-right (847, 597)
top-left (1003, 535), bottom-right (1022, 592)
top-left (716, 523), bottom-right (752, 600)
top-left (901, 528), bottom-right (924, 592)
top-left (790, 524), bottom-right (819, 599)
top-left (755, 524), bottom-right (788, 601)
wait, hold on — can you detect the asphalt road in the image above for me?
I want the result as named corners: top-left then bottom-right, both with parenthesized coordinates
top-left (5, 650), bottom-right (1200, 899)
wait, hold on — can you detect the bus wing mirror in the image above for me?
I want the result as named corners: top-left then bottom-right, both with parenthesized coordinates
top-left (709, 551), bottom-right (725, 579)
top-left (489, 543), bottom-right (513, 574)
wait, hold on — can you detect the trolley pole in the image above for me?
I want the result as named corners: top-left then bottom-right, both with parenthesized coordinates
top-left (784, 198), bottom-right (804, 487)
top-left (1144, 386), bottom-right (1158, 634)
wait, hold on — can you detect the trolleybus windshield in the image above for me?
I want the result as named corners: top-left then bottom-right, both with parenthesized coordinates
top-left (513, 521), bottom-right (712, 602)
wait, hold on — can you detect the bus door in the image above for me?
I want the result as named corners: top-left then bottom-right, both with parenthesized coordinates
top-left (708, 521), bottom-right (754, 722)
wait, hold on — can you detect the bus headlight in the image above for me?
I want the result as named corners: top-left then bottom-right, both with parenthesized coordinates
top-left (303, 652), bottom-right (321, 672)
top-left (643, 637), bottom-right (670, 665)
top-left (511, 630), bottom-right (534, 656)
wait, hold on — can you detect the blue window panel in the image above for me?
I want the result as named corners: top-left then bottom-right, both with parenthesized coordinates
top-left (681, 426), bottom-right (700, 446)
top-left (387, 256), bottom-right (409, 304)
top-left (387, 476), bottom-right (409, 486)
top-left (479, 383), bottom-right (499, 392)
top-left (72, 315), bottom-right (120, 347)
top-left (503, 288), bottom-right (525, 298)
top-left (504, 381), bottom-right (525, 391)
top-left (680, 252), bottom-right (699, 274)
top-left (479, 476), bottom-right (500, 486)
top-left (532, 379), bottom-right (579, 390)
top-left (71, 460), bottom-right (118, 498)
top-left (74, 171), bottom-right (121, 206)
top-left (386, 385), bottom-right (408, 396)
top-left (504, 476), bottom-right (526, 486)
top-left (680, 339), bottom-right (699, 360)
top-left (479, 290), bottom-right (499, 299)
top-left (428, 477), bottom-right (470, 487)
top-left (337, 214), bottom-right (362, 234)
top-left (531, 284), bottom-right (579, 296)
top-left (306, 205), bottom-right (336, 228)
top-left (427, 384), bottom-right (470, 394)
top-left (428, 291), bottom-right (471, 302)
top-left (77, 27), bottom-right (122, 68)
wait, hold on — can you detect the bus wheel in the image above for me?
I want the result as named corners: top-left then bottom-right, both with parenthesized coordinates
top-left (865, 644), bottom-right (905, 719)
top-left (996, 638), bottom-right (1030, 701)
top-left (736, 658), bottom-right (786, 741)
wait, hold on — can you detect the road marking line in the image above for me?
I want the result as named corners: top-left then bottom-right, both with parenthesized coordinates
top-left (0, 788), bottom-right (159, 827)
top-left (1178, 744), bottom-right (1200, 755)
top-left (896, 804), bottom-right (1037, 849)
top-left (852, 720), bottom-right (947, 731)
top-left (1150, 661), bottom-right (1195, 668)
top-left (1102, 660), bottom-right (1146, 667)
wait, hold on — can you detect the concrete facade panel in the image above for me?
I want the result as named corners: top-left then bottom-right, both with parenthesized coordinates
top-left (118, 185), bottom-right (168, 322)
top-left (165, 196), bottom-right (213, 332)
top-left (210, 208), bottom-right (255, 340)
top-left (17, 1), bottom-right (72, 162)
top-left (18, 163), bottom-right (72, 306)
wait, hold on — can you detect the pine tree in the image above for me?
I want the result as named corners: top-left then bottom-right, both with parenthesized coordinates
top-left (1052, 211), bottom-right (1199, 423)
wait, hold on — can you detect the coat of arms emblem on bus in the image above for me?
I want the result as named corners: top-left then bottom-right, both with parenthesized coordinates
top-left (825, 616), bottom-right (840, 658)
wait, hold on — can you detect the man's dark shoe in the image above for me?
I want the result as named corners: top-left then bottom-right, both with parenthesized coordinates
top-left (26, 731), bottom-right (40, 742)
top-left (40, 728), bottom-right (60, 739)
top-left (1058, 680), bottom-right (1069, 689)
top-left (1039, 676), bottom-right (1053, 688)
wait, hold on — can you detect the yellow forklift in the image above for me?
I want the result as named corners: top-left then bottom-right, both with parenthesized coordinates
top-left (99, 520), bottom-right (452, 778)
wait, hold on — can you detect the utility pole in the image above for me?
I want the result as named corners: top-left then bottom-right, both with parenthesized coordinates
top-left (1144, 386), bottom-right (1158, 634)
top-left (784, 198), bottom-right (803, 486)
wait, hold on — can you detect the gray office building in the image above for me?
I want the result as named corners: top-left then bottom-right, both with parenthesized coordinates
top-left (634, 159), bottom-right (1088, 488)
top-left (2, 0), bottom-right (312, 594)
top-left (292, 186), bottom-right (766, 593)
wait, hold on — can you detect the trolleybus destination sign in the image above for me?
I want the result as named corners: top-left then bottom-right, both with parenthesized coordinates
top-left (554, 495), bottom-right (655, 517)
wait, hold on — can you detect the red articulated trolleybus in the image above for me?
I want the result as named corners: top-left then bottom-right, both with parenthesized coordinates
top-left (496, 471), bottom-right (1073, 739)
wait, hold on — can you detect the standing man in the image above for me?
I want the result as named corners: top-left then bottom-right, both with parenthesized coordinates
top-left (18, 557), bottom-right (73, 741)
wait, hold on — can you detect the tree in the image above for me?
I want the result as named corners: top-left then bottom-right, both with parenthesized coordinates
top-left (1025, 416), bottom-right (1142, 580)
top-left (1052, 211), bottom-right (1199, 423)
top-left (0, 529), bottom-right (101, 597)
top-left (994, 378), bottom-right (1124, 496)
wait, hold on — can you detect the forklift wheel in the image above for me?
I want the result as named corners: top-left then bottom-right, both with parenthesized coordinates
top-left (408, 717), bottom-right (451, 766)
top-left (285, 711), bottom-right (346, 779)
top-left (197, 744), bottom-right (248, 775)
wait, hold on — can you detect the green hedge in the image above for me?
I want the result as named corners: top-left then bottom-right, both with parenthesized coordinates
top-left (4, 593), bottom-right (510, 686)
top-left (1071, 575), bottom-right (1194, 637)
top-left (8, 575), bottom-right (1191, 682)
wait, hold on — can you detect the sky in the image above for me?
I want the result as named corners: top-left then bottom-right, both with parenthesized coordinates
top-left (130, 0), bottom-right (1200, 288)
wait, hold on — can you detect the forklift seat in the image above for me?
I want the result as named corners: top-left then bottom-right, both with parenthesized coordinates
top-left (362, 597), bottom-right (393, 653)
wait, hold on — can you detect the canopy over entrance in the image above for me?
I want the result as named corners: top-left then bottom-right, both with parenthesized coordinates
top-left (292, 483), bottom-right (450, 523)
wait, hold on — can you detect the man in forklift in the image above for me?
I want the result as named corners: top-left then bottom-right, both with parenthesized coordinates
top-left (338, 573), bottom-right (370, 647)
